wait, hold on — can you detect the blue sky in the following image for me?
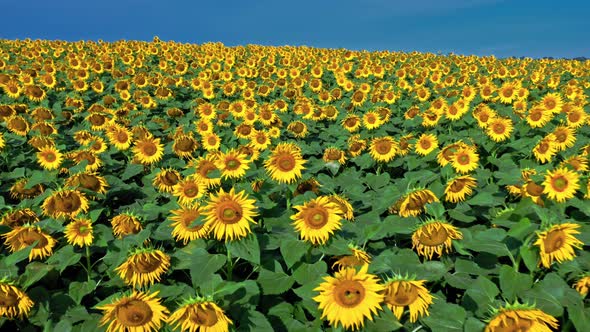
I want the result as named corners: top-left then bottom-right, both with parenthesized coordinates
top-left (1, 0), bottom-right (588, 58)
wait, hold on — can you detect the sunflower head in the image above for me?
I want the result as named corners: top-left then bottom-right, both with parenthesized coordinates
top-left (264, 143), bottom-right (306, 184)
top-left (0, 280), bottom-right (35, 319)
top-left (168, 296), bottom-right (233, 332)
top-left (484, 301), bottom-right (558, 332)
top-left (111, 212), bottom-right (144, 238)
top-left (42, 188), bottom-right (90, 219)
top-left (383, 274), bottom-right (434, 323)
top-left (115, 247), bottom-right (171, 288)
top-left (332, 244), bottom-right (371, 271)
top-left (533, 222), bottom-right (583, 268)
top-left (203, 187), bottom-right (258, 242)
top-left (65, 217), bottom-right (94, 247)
top-left (2, 225), bottom-right (56, 261)
top-left (389, 188), bottom-right (439, 218)
top-left (412, 218), bottom-right (463, 260)
top-left (97, 291), bottom-right (169, 332)
top-left (291, 196), bottom-right (343, 246)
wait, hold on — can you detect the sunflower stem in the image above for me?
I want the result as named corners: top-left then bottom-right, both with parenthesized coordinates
top-left (85, 246), bottom-right (92, 282)
top-left (226, 247), bottom-right (233, 281)
top-left (306, 246), bottom-right (313, 263)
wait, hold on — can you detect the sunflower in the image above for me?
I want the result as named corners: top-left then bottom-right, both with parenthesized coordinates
top-left (0, 208), bottom-right (39, 228)
top-left (2, 225), bottom-right (56, 261)
top-left (486, 117), bottom-right (513, 142)
top-left (264, 143), bottom-right (306, 184)
top-left (133, 136), bottom-right (164, 165)
top-left (291, 196), bottom-right (343, 245)
top-left (560, 155), bottom-right (589, 172)
top-left (188, 155), bottom-right (222, 188)
top-left (362, 111), bottom-right (383, 130)
top-left (64, 217), bottom-right (94, 247)
top-left (383, 276), bottom-right (433, 323)
top-left (69, 150), bottom-right (102, 171)
top-left (106, 125), bottom-right (133, 150)
top-left (436, 141), bottom-right (468, 167)
top-left (534, 223), bottom-right (583, 268)
top-left (565, 106), bottom-right (587, 128)
top-left (341, 114), bottom-right (362, 132)
top-left (573, 275), bottom-right (590, 297)
top-left (313, 265), bottom-right (384, 331)
top-left (369, 137), bottom-right (398, 163)
top-left (250, 130), bottom-right (272, 151)
top-left (498, 81), bottom-right (517, 104)
top-left (65, 172), bottom-right (109, 195)
top-left (552, 125), bottom-right (576, 151)
top-left (389, 188), bottom-right (439, 218)
top-left (2, 79), bottom-right (21, 99)
top-left (451, 146), bottom-right (479, 174)
top-left (36, 145), bottom-right (63, 170)
top-left (412, 219), bottom-right (463, 260)
top-left (42, 189), bottom-right (89, 219)
top-left (327, 194), bottom-right (354, 221)
top-left (332, 244), bottom-right (371, 271)
top-left (414, 133), bottom-right (438, 156)
top-left (287, 121), bottom-right (309, 138)
top-left (168, 297), bottom-right (233, 332)
top-left (98, 291), bottom-right (169, 332)
top-left (111, 212), bottom-right (143, 238)
top-left (542, 167), bottom-right (580, 202)
top-left (173, 176), bottom-right (208, 206)
top-left (444, 175), bottom-right (477, 203)
top-left (202, 187), bottom-right (258, 242)
top-left (0, 281), bottom-right (34, 319)
top-left (6, 116), bottom-right (30, 136)
top-left (484, 302), bottom-right (558, 332)
top-left (323, 147), bottom-right (347, 164)
top-left (215, 149), bottom-right (250, 179)
top-left (115, 248), bottom-right (171, 288)
top-left (9, 178), bottom-right (44, 200)
top-left (533, 137), bottom-right (557, 164)
top-left (170, 204), bottom-right (210, 244)
top-left (173, 134), bottom-right (199, 159)
top-left (201, 132), bottom-right (221, 151)
top-left (526, 106), bottom-right (551, 128)
top-left (153, 168), bottom-right (181, 193)
top-left (540, 92), bottom-right (563, 114)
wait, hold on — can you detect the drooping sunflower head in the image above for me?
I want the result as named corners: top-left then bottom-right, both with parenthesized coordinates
top-left (153, 168), bottom-right (181, 193)
top-left (323, 147), bottom-right (347, 164)
top-left (168, 296), bottom-right (233, 332)
top-left (313, 265), bottom-right (384, 331)
top-left (42, 188), bottom-right (89, 219)
top-left (0, 208), bottom-right (39, 228)
top-left (97, 290), bottom-right (169, 332)
top-left (2, 225), bottom-right (56, 261)
top-left (412, 219), bottom-right (463, 260)
top-left (203, 187), bottom-right (258, 242)
top-left (110, 212), bottom-right (144, 238)
top-left (10, 178), bottom-right (44, 200)
top-left (533, 222), bottom-right (583, 268)
top-left (0, 281), bottom-right (35, 319)
top-left (382, 274), bottom-right (434, 323)
top-left (65, 172), bottom-right (109, 195)
top-left (327, 194), bottom-right (355, 221)
top-left (533, 136), bottom-right (558, 164)
top-left (264, 143), bottom-right (306, 184)
top-left (389, 188), bottom-right (439, 218)
top-left (573, 274), bottom-right (590, 297)
top-left (444, 175), bottom-right (477, 203)
top-left (484, 301), bottom-right (558, 332)
top-left (173, 134), bottom-right (199, 159)
top-left (115, 247), bottom-right (171, 288)
top-left (291, 196), bottom-right (343, 246)
top-left (332, 244), bottom-right (371, 271)
top-left (64, 217), bottom-right (94, 247)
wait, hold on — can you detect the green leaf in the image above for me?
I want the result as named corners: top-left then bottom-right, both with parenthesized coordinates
top-left (498, 265), bottom-right (533, 301)
top-left (292, 260), bottom-right (327, 285)
top-left (242, 309), bottom-right (274, 332)
top-left (188, 249), bottom-right (227, 288)
top-left (4, 243), bottom-right (35, 265)
top-left (463, 276), bottom-right (500, 317)
top-left (121, 163), bottom-right (144, 180)
top-left (46, 245), bottom-right (82, 273)
top-left (68, 280), bottom-right (97, 304)
top-left (464, 317), bottom-right (487, 332)
top-left (226, 233), bottom-right (260, 265)
top-left (422, 298), bottom-right (467, 332)
top-left (257, 269), bottom-right (294, 295)
top-left (19, 262), bottom-right (54, 289)
top-left (364, 307), bottom-right (403, 331)
top-left (519, 245), bottom-right (539, 272)
top-left (280, 237), bottom-right (308, 269)
top-left (53, 320), bottom-right (73, 332)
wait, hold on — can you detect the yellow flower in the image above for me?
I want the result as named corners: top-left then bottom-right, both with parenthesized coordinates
top-left (383, 276), bottom-right (433, 323)
top-left (168, 298), bottom-right (233, 332)
top-left (2, 225), bottom-right (56, 261)
top-left (485, 302), bottom-right (558, 332)
top-left (534, 223), bottom-right (583, 268)
top-left (291, 196), bottom-right (343, 245)
top-left (444, 175), bottom-right (477, 203)
top-left (369, 137), bottom-right (398, 163)
top-left (0, 281), bottom-right (34, 319)
top-left (264, 143), bottom-right (306, 184)
top-left (414, 133), bottom-right (438, 156)
top-left (64, 217), bottom-right (94, 247)
top-left (389, 189), bottom-right (438, 218)
top-left (412, 219), bottom-right (463, 260)
top-left (573, 275), bottom-right (590, 297)
top-left (98, 291), bottom-right (169, 332)
top-left (542, 167), bottom-right (580, 202)
top-left (202, 187), bottom-right (258, 241)
top-left (115, 248), bottom-right (171, 288)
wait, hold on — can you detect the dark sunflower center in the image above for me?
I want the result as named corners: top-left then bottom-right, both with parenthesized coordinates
top-left (334, 280), bottom-right (365, 308)
top-left (217, 201), bottom-right (242, 224)
top-left (191, 306), bottom-right (218, 326)
top-left (525, 182), bottom-right (544, 196)
top-left (449, 179), bottom-right (467, 193)
top-left (55, 192), bottom-right (82, 213)
top-left (386, 282), bottom-right (419, 306)
top-left (544, 229), bottom-right (565, 253)
top-left (304, 207), bottom-right (328, 229)
top-left (116, 299), bottom-right (153, 327)
top-left (183, 184), bottom-right (199, 198)
top-left (555, 132), bottom-right (567, 143)
top-left (141, 143), bottom-right (157, 156)
top-left (457, 154), bottom-right (470, 165)
top-left (79, 174), bottom-right (101, 191)
top-left (420, 139), bottom-right (431, 150)
top-left (133, 254), bottom-right (163, 273)
top-left (0, 288), bottom-right (19, 307)
top-left (207, 136), bottom-right (217, 146)
top-left (276, 154), bottom-right (296, 172)
top-left (530, 111), bottom-right (542, 121)
top-left (568, 112), bottom-right (580, 122)
top-left (44, 151), bottom-right (57, 162)
top-left (551, 176), bottom-right (568, 192)
top-left (418, 224), bottom-right (449, 246)
top-left (538, 142), bottom-right (549, 153)
top-left (375, 141), bottom-right (392, 154)
top-left (545, 99), bottom-right (556, 109)
top-left (495, 315), bottom-right (534, 332)
top-left (176, 137), bottom-right (195, 151)
top-left (226, 159), bottom-right (240, 170)
top-left (493, 123), bottom-right (506, 134)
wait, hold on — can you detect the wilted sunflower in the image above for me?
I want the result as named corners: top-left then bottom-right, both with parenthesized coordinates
top-left (42, 189), bottom-right (89, 219)
top-left (332, 244), bottom-right (371, 271)
top-left (188, 155), bottom-right (222, 188)
top-left (412, 219), bottom-right (463, 260)
top-left (2, 225), bottom-right (56, 261)
top-left (486, 117), bottom-right (513, 142)
top-left (168, 297), bottom-right (233, 332)
top-left (573, 275), bottom-right (590, 297)
top-left (264, 143), bottom-right (306, 184)
top-left (153, 168), bottom-right (181, 193)
top-left (451, 146), bottom-right (479, 174)
top-left (542, 167), bottom-right (580, 202)
top-left (64, 217), bottom-right (94, 247)
top-left (173, 176), bottom-right (208, 206)
top-left (291, 196), bottom-right (343, 245)
top-left (98, 291), bottom-right (169, 332)
top-left (65, 172), bottom-right (109, 195)
top-left (484, 302), bottom-right (558, 332)
top-left (383, 276), bottom-right (433, 323)
top-left (444, 175), bottom-right (477, 203)
top-left (389, 189), bottom-right (438, 218)
top-left (0, 208), bottom-right (39, 228)
top-left (534, 223), bottom-right (583, 268)
top-left (323, 147), bottom-right (347, 164)
top-left (36, 145), bottom-right (62, 170)
top-left (9, 178), bottom-right (44, 200)
top-left (133, 136), bottom-right (164, 165)
top-left (111, 212), bottom-right (143, 238)
top-left (203, 187), bottom-right (258, 241)
top-left (369, 136), bottom-right (398, 163)
top-left (215, 149), bottom-right (250, 179)
top-left (414, 133), bottom-right (438, 156)
top-left (115, 248), bottom-right (171, 288)
top-left (170, 204), bottom-right (210, 244)
top-left (313, 265), bottom-right (384, 331)
top-left (0, 281), bottom-right (34, 319)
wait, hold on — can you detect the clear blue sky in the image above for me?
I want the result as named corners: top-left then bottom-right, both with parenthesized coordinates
top-left (1, 0), bottom-right (588, 58)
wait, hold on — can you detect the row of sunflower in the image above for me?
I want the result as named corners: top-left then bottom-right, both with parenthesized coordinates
top-left (0, 38), bottom-right (589, 331)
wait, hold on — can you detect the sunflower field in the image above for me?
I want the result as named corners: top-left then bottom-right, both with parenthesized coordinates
top-left (0, 38), bottom-right (589, 332)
